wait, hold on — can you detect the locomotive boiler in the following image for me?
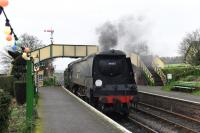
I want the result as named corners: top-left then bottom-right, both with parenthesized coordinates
top-left (64, 49), bottom-right (138, 116)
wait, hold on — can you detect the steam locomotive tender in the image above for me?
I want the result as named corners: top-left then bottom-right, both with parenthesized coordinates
top-left (64, 50), bottom-right (138, 115)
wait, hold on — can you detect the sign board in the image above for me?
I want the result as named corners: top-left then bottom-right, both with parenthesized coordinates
top-left (167, 74), bottom-right (172, 80)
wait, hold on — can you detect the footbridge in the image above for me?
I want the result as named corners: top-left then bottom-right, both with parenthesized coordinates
top-left (31, 44), bottom-right (99, 63)
top-left (30, 44), bottom-right (166, 85)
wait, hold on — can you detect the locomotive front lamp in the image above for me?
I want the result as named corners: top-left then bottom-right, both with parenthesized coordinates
top-left (95, 79), bottom-right (102, 87)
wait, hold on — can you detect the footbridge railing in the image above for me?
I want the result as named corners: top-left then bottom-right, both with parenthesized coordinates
top-left (152, 62), bottom-right (167, 85)
top-left (130, 53), bottom-right (154, 85)
top-left (31, 44), bottom-right (99, 63)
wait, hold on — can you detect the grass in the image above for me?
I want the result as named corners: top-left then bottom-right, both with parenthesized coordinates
top-left (175, 81), bottom-right (200, 88)
top-left (162, 81), bottom-right (176, 91)
top-left (164, 63), bottom-right (190, 68)
top-left (192, 90), bottom-right (200, 96)
top-left (8, 98), bottom-right (39, 133)
top-left (9, 99), bottom-right (26, 133)
top-left (162, 80), bottom-right (200, 95)
top-left (162, 64), bottom-right (200, 96)
top-left (180, 75), bottom-right (200, 82)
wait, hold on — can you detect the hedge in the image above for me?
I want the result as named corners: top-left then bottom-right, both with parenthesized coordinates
top-left (14, 81), bottom-right (26, 105)
top-left (44, 77), bottom-right (55, 86)
top-left (0, 89), bottom-right (11, 133)
top-left (162, 66), bottom-right (200, 80)
top-left (0, 75), bottom-right (14, 96)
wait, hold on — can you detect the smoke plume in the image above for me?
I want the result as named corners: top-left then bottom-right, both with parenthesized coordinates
top-left (96, 15), bottom-right (152, 55)
top-left (96, 22), bottom-right (118, 51)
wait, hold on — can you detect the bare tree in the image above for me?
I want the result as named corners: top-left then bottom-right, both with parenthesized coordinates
top-left (179, 29), bottom-right (200, 65)
top-left (19, 33), bottom-right (44, 50)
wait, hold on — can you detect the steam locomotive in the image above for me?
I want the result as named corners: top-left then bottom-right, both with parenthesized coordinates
top-left (64, 49), bottom-right (138, 116)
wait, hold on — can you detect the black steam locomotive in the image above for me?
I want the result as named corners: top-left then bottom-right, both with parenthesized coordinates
top-left (64, 49), bottom-right (138, 115)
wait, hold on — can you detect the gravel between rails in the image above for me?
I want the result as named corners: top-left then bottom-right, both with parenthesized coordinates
top-left (130, 110), bottom-right (197, 133)
top-left (138, 102), bottom-right (200, 132)
top-left (138, 91), bottom-right (200, 121)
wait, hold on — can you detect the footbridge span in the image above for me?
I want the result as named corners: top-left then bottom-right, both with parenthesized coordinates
top-left (30, 44), bottom-right (166, 85)
top-left (30, 44), bottom-right (99, 63)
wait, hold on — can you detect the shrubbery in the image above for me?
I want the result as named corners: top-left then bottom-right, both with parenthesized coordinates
top-left (0, 76), bottom-right (14, 96)
top-left (9, 104), bottom-right (26, 133)
top-left (162, 66), bottom-right (200, 81)
top-left (0, 90), bottom-right (11, 133)
top-left (14, 81), bottom-right (26, 105)
top-left (43, 77), bottom-right (55, 86)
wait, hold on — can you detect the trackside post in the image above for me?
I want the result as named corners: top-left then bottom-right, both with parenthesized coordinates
top-left (26, 59), bottom-right (34, 129)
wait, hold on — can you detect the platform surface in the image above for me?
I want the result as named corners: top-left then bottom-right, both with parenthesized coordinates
top-left (38, 86), bottom-right (120, 133)
top-left (138, 85), bottom-right (200, 103)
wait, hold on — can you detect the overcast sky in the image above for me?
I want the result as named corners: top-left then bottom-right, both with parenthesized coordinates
top-left (1, 0), bottom-right (200, 71)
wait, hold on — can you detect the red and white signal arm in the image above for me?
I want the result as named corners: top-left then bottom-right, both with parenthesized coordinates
top-left (44, 29), bottom-right (54, 32)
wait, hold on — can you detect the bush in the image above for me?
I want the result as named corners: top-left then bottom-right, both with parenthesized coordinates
top-left (43, 77), bottom-right (55, 86)
top-left (180, 75), bottom-right (200, 81)
top-left (0, 76), bottom-right (14, 96)
top-left (9, 105), bottom-right (26, 133)
top-left (0, 90), bottom-right (11, 133)
top-left (14, 81), bottom-right (26, 105)
top-left (162, 66), bottom-right (200, 81)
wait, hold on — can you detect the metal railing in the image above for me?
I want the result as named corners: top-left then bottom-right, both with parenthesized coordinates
top-left (140, 61), bottom-right (155, 85)
top-left (152, 62), bottom-right (167, 85)
top-left (130, 53), bottom-right (154, 85)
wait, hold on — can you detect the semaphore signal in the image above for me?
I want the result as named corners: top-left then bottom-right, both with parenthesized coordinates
top-left (44, 28), bottom-right (54, 44)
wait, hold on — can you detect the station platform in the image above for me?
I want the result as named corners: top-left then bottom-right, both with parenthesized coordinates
top-left (138, 85), bottom-right (200, 103)
top-left (37, 86), bottom-right (126, 133)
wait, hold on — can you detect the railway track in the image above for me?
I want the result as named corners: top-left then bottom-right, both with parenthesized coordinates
top-left (138, 91), bottom-right (200, 120)
top-left (129, 101), bottom-right (200, 133)
top-left (120, 91), bottom-right (200, 133)
top-left (129, 109), bottom-right (199, 133)
top-left (138, 102), bottom-right (200, 132)
top-left (128, 116), bottom-right (158, 133)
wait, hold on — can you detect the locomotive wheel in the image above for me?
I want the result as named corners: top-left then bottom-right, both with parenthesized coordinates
top-left (98, 102), bottom-right (105, 112)
top-left (123, 112), bottom-right (129, 117)
top-left (122, 104), bottom-right (129, 117)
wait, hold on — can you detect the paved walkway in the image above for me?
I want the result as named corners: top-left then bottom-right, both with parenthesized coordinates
top-left (38, 87), bottom-right (120, 133)
top-left (138, 85), bottom-right (200, 103)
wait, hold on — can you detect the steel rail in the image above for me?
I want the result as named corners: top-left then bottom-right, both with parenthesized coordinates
top-left (138, 102), bottom-right (200, 124)
top-left (136, 108), bottom-right (199, 133)
top-left (128, 116), bottom-right (158, 133)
